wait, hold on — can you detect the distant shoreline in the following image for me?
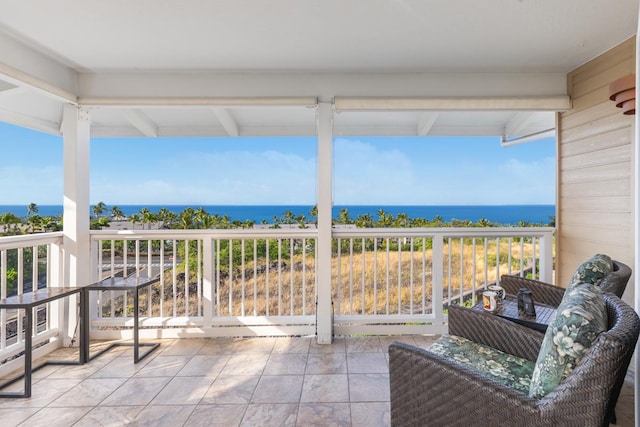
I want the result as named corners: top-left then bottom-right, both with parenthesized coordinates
top-left (0, 204), bottom-right (555, 226)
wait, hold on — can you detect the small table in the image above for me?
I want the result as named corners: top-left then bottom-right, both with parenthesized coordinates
top-left (472, 295), bottom-right (556, 332)
top-left (0, 286), bottom-right (85, 398)
top-left (82, 275), bottom-right (161, 363)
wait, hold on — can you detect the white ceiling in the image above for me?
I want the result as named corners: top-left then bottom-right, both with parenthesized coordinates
top-left (0, 0), bottom-right (637, 140)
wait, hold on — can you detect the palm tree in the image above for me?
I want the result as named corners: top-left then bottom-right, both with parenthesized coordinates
top-left (139, 207), bottom-right (156, 230)
top-left (111, 206), bottom-right (125, 221)
top-left (27, 202), bottom-right (38, 217)
top-left (194, 207), bottom-right (209, 229)
top-left (129, 213), bottom-right (141, 230)
top-left (178, 208), bottom-right (195, 229)
top-left (337, 208), bottom-right (351, 224)
top-left (93, 201), bottom-right (107, 219)
top-left (0, 212), bottom-right (22, 235)
top-left (27, 214), bottom-right (43, 233)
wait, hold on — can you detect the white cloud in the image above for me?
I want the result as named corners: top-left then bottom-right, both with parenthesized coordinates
top-left (91, 148), bottom-right (317, 204)
top-left (0, 165), bottom-right (63, 204)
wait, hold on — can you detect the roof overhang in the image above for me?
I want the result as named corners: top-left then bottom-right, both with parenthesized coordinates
top-left (0, 1), bottom-right (636, 140)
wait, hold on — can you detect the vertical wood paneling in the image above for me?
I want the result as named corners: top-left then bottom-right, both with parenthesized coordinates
top-left (558, 37), bottom-right (635, 305)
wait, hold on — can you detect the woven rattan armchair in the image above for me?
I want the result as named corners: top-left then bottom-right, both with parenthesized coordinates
top-left (500, 260), bottom-right (632, 306)
top-left (389, 293), bottom-right (639, 427)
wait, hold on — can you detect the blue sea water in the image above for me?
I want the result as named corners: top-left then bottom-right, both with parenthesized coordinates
top-left (1, 204), bottom-right (555, 225)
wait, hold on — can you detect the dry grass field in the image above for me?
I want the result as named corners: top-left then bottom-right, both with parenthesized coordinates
top-left (100, 238), bottom-right (541, 320)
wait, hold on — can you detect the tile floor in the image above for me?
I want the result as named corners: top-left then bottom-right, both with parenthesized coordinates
top-left (0, 335), bottom-right (635, 426)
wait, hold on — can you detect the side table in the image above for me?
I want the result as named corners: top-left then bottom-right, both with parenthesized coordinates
top-left (82, 275), bottom-right (161, 363)
top-left (0, 286), bottom-right (85, 398)
top-left (472, 295), bottom-right (556, 332)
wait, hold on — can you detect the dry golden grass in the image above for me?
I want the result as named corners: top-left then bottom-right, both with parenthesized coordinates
top-left (103, 239), bottom-right (540, 319)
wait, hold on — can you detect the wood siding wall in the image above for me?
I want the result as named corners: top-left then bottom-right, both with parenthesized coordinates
top-left (558, 37), bottom-right (635, 304)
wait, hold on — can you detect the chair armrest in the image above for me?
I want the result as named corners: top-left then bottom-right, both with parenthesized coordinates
top-left (389, 342), bottom-right (541, 426)
top-left (501, 274), bottom-right (565, 307)
top-left (448, 305), bottom-right (544, 361)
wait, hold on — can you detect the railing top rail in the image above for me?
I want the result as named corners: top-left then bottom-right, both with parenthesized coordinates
top-left (89, 227), bottom-right (554, 241)
top-left (90, 228), bottom-right (319, 240)
top-left (0, 231), bottom-right (63, 250)
top-left (332, 227), bottom-right (555, 238)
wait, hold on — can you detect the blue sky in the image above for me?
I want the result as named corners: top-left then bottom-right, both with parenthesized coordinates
top-left (0, 121), bottom-right (555, 205)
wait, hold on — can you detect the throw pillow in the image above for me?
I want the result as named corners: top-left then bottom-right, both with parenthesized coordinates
top-left (567, 253), bottom-right (613, 289)
top-left (528, 282), bottom-right (607, 399)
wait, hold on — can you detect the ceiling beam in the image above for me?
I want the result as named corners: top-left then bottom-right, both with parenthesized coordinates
top-left (417, 113), bottom-right (439, 136)
top-left (79, 97), bottom-right (318, 108)
top-left (211, 108), bottom-right (239, 137)
top-left (0, 107), bottom-right (61, 135)
top-left (334, 96), bottom-right (572, 111)
top-left (120, 109), bottom-right (159, 137)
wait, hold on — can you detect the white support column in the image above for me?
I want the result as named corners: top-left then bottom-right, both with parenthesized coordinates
top-left (316, 102), bottom-right (334, 344)
top-left (61, 104), bottom-right (91, 346)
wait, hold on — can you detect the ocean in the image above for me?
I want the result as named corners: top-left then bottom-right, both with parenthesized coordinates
top-left (1, 204), bottom-right (556, 226)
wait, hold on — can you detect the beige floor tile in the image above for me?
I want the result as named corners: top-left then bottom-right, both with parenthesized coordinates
top-left (234, 338), bottom-right (276, 354)
top-left (197, 338), bottom-right (242, 355)
top-left (73, 405), bottom-right (145, 427)
top-left (351, 401), bottom-right (390, 427)
top-left (17, 406), bottom-right (91, 427)
top-left (201, 375), bottom-right (260, 404)
top-left (252, 375), bottom-right (304, 403)
top-left (264, 353), bottom-right (308, 375)
top-left (177, 354), bottom-right (230, 377)
top-left (345, 337), bottom-right (383, 353)
top-left (241, 403), bottom-right (298, 427)
top-left (101, 376), bottom-right (171, 406)
top-left (134, 355), bottom-right (191, 377)
top-left (186, 404), bottom-right (246, 427)
top-left (273, 337), bottom-right (312, 354)
top-left (151, 376), bottom-right (214, 405)
top-left (296, 402), bottom-right (351, 427)
top-left (49, 377), bottom-right (127, 407)
top-left (129, 404), bottom-right (195, 427)
top-left (90, 354), bottom-right (152, 378)
top-left (301, 374), bottom-right (349, 403)
top-left (305, 353), bottom-right (347, 375)
top-left (158, 338), bottom-right (206, 356)
top-left (347, 352), bottom-right (389, 374)
top-left (0, 377), bottom-right (83, 409)
top-left (220, 353), bottom-right (269, 376)
top-left (0, 407), bottom-right (39, 427)
top-left (349, 373), bottom-right (390, 402)
top-left (309, 337), bottom-right (346, 354)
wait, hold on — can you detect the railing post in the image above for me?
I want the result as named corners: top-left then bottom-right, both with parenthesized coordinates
top-left (539, 231), bottom-right (554, 283)
top-left (202, 237), bottom-right (214, 328)
top-left (316, 102), bottom-right (334, 344)
top-left (432, 234), bottom-right (444, 328)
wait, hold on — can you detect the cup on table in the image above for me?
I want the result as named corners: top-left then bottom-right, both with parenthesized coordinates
top-left (482, 291), bottom-right (499, 312)
top-left (487, 285), bottom-right (506, 304)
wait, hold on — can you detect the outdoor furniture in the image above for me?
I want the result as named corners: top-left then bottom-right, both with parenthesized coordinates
top-left (500, 259), bottom-right (632, 307)
top-left (0, 286), bottom-right (85, 398)
top-left (389, 292), bottom-right (640, 426)
top-left (82, 275), bottom-right (161, 363)
top-left (471, 295), bottom-right (556, 332)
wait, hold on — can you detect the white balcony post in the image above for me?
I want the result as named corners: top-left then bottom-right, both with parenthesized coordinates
top-left (202, 237), bottom-right (214, 327)
top-left (539, 231), bottom-right (554, 283)
top-left (61, 104), bottom-right (91, 346)
top-left (316, 102), bottom-right (334, 344)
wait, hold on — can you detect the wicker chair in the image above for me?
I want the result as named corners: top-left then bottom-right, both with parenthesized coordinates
top-left (389, 293), bottom-right (639, 427)
top-left (500, 260), bottom-right (632, 306)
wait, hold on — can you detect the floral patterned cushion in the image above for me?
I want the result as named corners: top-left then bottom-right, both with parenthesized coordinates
top-left (528, 283), bottom-right (607, 399)
top-left (568, 253), bottom-right (613, 289)
top-left (427, 334), bottom-right (534, 394)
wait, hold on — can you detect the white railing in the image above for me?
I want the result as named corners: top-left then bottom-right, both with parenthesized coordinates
top-left (0, 227), bottom-right (554, 362)
top-left (331, 227), bottom-right (553, 335)
top-left (88, 227), bottom-right (554, 339)
top-left (0, 232), bottom-right (64, 367)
